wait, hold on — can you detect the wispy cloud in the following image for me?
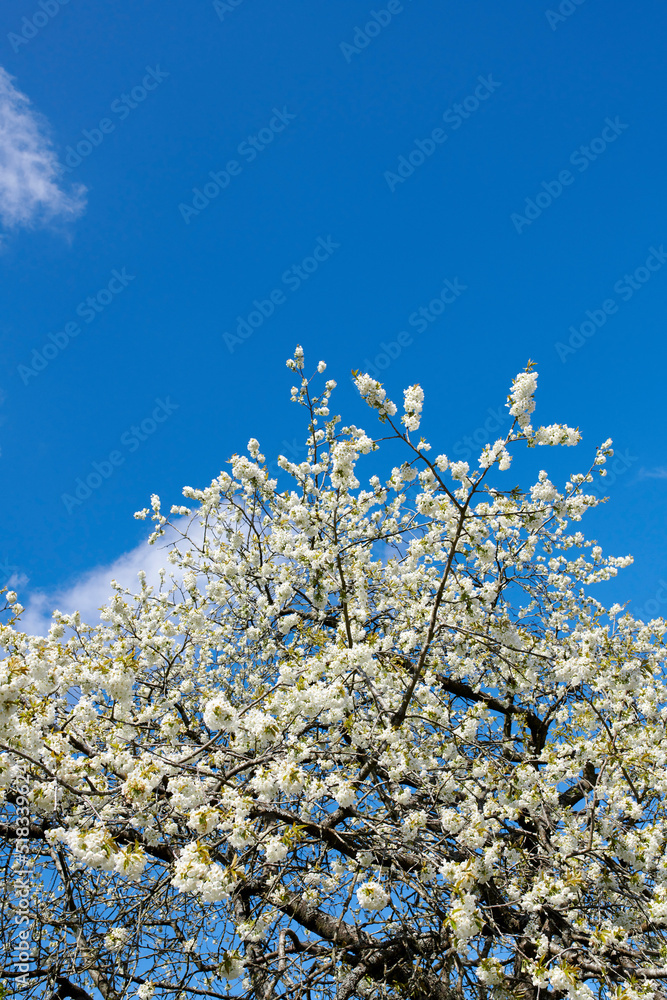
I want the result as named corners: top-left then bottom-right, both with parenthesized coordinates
top-left (17, 526), bottom-right (189, 637)
top-left (0, 66), bottom-right (86, 233)
top-left (14, 497), bottom-right (256, 637)
top-left (637, 467), bottom-right (667, 481)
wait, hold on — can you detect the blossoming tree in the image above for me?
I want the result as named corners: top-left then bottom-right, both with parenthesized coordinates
top-left (1, 349), bottom-right (666, 1000)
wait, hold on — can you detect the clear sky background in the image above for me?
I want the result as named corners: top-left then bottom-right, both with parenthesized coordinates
top-left (1, 0), bottom-right (666, 631)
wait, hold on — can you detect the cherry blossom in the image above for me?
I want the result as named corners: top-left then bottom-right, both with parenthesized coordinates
top-left (0, 348), bottom-right (665, 1000)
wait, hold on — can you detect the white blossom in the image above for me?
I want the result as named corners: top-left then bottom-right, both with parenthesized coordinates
top-left (357, 881), bottom-right (390, 911)
top-left (1, 354), bottom-right (663, 1000)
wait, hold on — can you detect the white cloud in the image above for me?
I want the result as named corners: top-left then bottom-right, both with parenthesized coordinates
top-left (17, 524), bottom-right (191, 637)
top-left (637, 467), bottom-right (667, 481)
top-left (13, 500), bottom-right (259, 638)
top-left (0, 66), bottom-right (86, 232)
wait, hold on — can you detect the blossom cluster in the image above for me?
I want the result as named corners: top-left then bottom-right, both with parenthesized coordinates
top-left (0, 348), bottom-right (664, 1000)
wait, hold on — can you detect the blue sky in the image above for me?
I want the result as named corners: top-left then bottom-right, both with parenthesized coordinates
top-left (1, 0), bottom-right (666, 629)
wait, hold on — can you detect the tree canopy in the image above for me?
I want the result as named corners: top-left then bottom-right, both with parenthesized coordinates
top-left (2, 348), bottom-right (666, 1000)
